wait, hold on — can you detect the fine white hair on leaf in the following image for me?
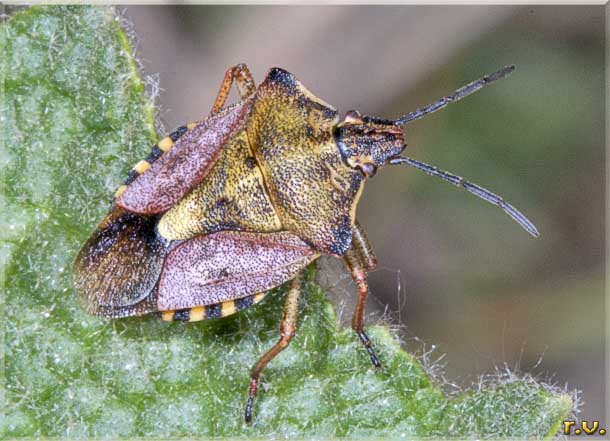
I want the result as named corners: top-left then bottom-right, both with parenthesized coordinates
top-left (114, 6), bottom-right (165, 137)
top-left (473, 363), bottom-right (581, 418)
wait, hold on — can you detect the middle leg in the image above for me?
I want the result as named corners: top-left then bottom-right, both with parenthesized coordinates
top-left (211, 63), bottom-right (256, 114)
top-left (245, 273), bottom-right (302, 423)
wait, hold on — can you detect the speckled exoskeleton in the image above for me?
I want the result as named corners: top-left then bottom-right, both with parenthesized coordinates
top-left (73, 64), bottom-right (539, 423)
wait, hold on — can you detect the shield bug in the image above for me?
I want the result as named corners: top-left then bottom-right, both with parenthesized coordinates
top-left (73, 63), bottom-right (539, 423)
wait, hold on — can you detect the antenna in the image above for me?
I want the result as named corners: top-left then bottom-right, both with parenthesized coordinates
top-left (394, 65), bottom-right (515, 126)
top-left (388, 156), bottom-right (539, 237)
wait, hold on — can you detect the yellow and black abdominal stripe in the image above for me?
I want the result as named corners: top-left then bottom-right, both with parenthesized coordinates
top-left (114, 124), bottom-right (196, 199)
top-left (160, 292), bottom-right (267, 322)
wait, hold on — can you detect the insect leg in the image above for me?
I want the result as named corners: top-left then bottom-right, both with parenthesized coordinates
top-left (344, 249), bottom-right (382, 369)
top-left (245, 273), bottom-right (302, 424)
top-left (351, 220), bottom-right (377, 271)
top-left (211, 63), bottom-right (256, 114)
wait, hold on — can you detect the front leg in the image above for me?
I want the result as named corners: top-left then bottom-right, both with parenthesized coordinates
top-left (343, 221), bottom-right (381, 369)
top-left (351, 220), bottom-right (377, 271)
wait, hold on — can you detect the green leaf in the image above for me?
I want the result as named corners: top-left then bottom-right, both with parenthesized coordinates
top-left (2, 5), bottom-right (573, 438)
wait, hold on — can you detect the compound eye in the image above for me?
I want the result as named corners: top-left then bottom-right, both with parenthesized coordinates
top-left (360, 162), bottom-right (377, 178)
top-left (344, 110), bottom-right (363, 124)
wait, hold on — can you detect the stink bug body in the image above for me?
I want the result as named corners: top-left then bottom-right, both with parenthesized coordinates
top-left (73, 63), bottom-right (539, 423)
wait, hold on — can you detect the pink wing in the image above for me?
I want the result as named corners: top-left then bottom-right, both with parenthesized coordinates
top-left (116, 98), bottom-right (254, 215)
top-left (157, 231), bottom-right (317, 310)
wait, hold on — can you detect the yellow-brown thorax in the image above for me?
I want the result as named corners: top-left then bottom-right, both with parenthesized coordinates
top-left (158, 69), bottom-right (365, 256)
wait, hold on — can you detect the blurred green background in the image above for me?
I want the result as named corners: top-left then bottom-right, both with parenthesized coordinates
top-left (124, 5), bottom-right (606, 423)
